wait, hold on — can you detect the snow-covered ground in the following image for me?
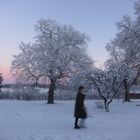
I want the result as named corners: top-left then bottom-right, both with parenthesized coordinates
top-left (0, 100), bottom-right (139, 140)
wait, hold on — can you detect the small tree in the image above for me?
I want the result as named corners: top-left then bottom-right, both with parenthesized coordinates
top-left (85, 61), bottom-right (133, 112)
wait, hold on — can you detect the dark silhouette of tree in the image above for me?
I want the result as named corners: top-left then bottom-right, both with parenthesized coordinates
top-left (0, 73), bottom-right (3, 92)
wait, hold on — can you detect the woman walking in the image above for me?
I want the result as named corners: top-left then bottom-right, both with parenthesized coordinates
top-left (74, 86), bottom-right (87, 129)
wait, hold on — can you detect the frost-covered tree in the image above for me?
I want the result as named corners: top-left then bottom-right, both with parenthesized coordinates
top-left (11, 19), bottom-right (92, 104)
top-left (106, 0), bottom-right (140, 101)
top-left (84, 61), bottom-right (134, 112)
top-left (106, 60), bottom-right (137, 102)
top-left (69, 56), bottom-right (94, 90)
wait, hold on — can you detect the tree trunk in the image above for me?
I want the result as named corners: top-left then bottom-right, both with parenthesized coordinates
top-left (124, 91), bottom-right (130, 102)
top-left (0, 85), bottom-right (2, 92)
top-left (123, 79), bottom-right (130, 102)
top-left (104, 99), bottom-right (110, 112)
top-left (48, 79), bottom-right (56, 104)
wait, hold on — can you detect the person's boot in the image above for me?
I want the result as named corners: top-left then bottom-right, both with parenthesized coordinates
top-left (74, 124), bottom-right (80, 129)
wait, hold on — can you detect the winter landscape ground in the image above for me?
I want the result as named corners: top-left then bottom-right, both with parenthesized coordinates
top-left (0, 100), bottom-right (139, 140)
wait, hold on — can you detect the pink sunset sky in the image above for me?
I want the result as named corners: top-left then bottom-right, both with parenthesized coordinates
top-left (0, 0), bottom-right (135, 83)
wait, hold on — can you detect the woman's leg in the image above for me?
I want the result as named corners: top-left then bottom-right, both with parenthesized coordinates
top-left (74, 117), bottom-right (80, 129)
top-left (74, 117), bottom-right (79, 125)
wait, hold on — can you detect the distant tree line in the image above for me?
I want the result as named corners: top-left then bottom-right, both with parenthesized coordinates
top-left (0, 85), bottom-right (95, 100)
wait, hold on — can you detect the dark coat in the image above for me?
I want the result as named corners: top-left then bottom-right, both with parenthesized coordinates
top-left (74, 91), bottom-right (87, 119)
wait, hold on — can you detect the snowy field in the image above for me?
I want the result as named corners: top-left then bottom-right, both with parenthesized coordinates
top-left (0, 100), bottom-right (139, 140)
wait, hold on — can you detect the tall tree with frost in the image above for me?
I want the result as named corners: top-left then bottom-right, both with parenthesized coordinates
top-left (106, 0), bottom-right (140, 101)
top-left (11, 19), bottom-right (93, 104)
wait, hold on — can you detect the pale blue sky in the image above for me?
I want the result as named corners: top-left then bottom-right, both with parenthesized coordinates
top-left (0, 0), bottom-right (135, 83)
